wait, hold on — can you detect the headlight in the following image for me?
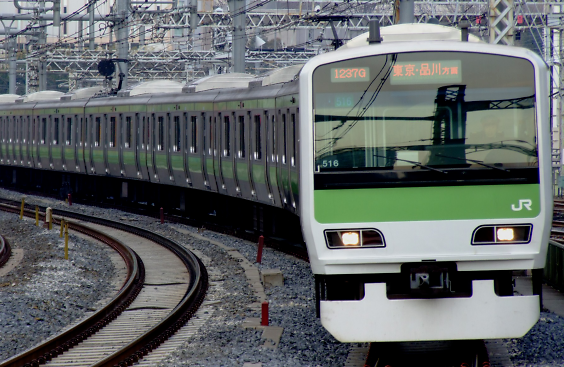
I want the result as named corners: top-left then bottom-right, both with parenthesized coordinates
top-left (472, 224), bottom-right (532, 245)
top-left (324, 229), bottom-right (385, 249)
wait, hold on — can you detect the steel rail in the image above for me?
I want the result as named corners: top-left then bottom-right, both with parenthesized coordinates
top-left (0, 203), bottom-right (144, 367)
top-left (0, 200), bottom-right (208, 367)
top-left (0, 235), bottom-right (10, 268)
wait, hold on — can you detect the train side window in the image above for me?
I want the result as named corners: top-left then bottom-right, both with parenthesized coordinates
top-left (282, 113), bottom-right (287, 164)
top-left (174, 115), bottom-right (180, 152)
top-left (270, 115), bottom-right (276, 162)
top-left (191, 115), bottom-right (197, 153)
top-left (41, 117), bottom-right (47, 144)
top-left (291, 113), bottom-right (296, 166)
top-left (15, 117), bottom-right (19, 143)
top-left (254, 114), bottom-right (262, 160)
top-left (238, 115), bottom-right (245, 158)
top-left (53, 117), bottom-right (60, 145)
top-left (223, 115), bottom-right (231, 157)
top-left (66, 117), bottom-right (73, 145)
top-left (95, 117), bottom-right (101, 147)
top-left (157, 116), bottom-right (164, 151)
top-left (109, 116), bottom-right (116, 148)
top-left (208, 116), bottom-right (213, 156)
top-left (125, 116), bottom-right (132, 148)
top-left (142, 116), bottom-right (147, 148)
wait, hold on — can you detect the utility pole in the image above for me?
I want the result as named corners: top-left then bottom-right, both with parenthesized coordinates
top-left (229, 0), bottom-right (245, 73)
top-left (489, 0), bottom-right (514, 45)
top-left (116, 0), bottom-right (130, 89)
top-left (89, 0), bottom-right (95, 50)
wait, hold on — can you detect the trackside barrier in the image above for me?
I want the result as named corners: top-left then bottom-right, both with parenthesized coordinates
top-left (544, 240), bottom-right (564, 292)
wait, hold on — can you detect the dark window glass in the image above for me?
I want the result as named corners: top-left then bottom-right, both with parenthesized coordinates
top-left (66, 117), bottom-right (72, 145)
top-left (157, 116), bottom-right (164, 151)
top-left (291, 113), bottom-right (296, 166)
top-left (42, 118), bottom-right (47, 144)
top-left (125, 116), bottom-right (132, 148)
top-left (224, 115), bottom-right (230, 157)
top-left (174, 115), bottom-right (180, 152)
top-left (238, 115), bottom-right (245, 158)
top-left (254, 115), bottom-right (261, 160)
top-left (313, 52), bottom-right (537, 172)
top-left (191, 115), bottom-right (197, 153)
top-left (95, 117), bottom-right (101, 146)
top-left (282, 114), bottom-right (287, 164)
top-left (53, 118), bottom-right (59, 145)
top-left (110, 116), bottom-right (116, 148)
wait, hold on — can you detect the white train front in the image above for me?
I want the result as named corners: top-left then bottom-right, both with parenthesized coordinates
top-left (299, 24), bottom-right (552, 342)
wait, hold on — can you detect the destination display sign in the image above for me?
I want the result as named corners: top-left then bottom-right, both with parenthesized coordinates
top-left (390, 60), bottom-right (462, 85)
top-left (331, 67), bottom-right (370, 82)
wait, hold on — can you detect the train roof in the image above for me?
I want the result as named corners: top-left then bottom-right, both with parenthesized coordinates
top-left (341, 23), bottom-right (482, 49)
top-left (17, 90), bottom-right (64, 103)
top-left (118, 80), bottom-right (185, 97)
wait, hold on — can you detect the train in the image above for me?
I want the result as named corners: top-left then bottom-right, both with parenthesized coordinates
top-left (0, 23), bottom-right (552, 343)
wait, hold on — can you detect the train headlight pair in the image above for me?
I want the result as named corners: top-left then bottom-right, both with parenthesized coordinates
top-left (324, 229), bottom-right (385, 249)
top-left (472, 224), bottom-right (532, 245)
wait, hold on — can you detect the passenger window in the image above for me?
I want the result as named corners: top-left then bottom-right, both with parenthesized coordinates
top-left (157, 116), bottom-right (164, 151)
top-left (254, 115), bottom-right (261, 160)
top-left (95, 117), bottom-right (101, 147)
top-left (124, 116), bottom-right (131, 148)
top-left (191, 115), bottom-right (197, 153)
top-left (270, 115), bottom-right (276, 162)
top-left (238, 115), bottom-right (245, 158)
top-left (223, 115), bottom-right (231, 157)
top-left (41, 118), bottom-right (47, 145)
top-left (282, 114), bottom-right (287, 164)
top-left (53, 118), bottom-right (60, 145)
top-left (174, 115), bottom-right (180, 152)
top-left (109, 116), bottom-right (116, 148)
top-left (66, 117), bottom-right (73, 145)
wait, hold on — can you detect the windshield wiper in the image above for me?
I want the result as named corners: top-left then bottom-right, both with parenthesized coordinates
top-left (434, 153), bottom-right (509, 172)
top-left (373, 154), bottom-right (447, 174)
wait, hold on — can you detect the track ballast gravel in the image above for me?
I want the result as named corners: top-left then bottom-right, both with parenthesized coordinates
top-left (0, 188), bottom-right (562, 366)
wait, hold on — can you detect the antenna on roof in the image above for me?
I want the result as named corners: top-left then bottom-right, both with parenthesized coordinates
top-left (367, 20), bottom-right (382, 44)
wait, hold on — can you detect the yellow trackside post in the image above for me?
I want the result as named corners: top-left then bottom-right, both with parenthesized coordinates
top-left (19, 197), bottom-right (24, 220)
top-left (64, 222), bottom-right (69, 260)
top-left (35, 206), bottom-right (39, 226)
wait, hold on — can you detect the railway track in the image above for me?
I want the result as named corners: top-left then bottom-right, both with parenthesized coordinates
top-left (0, 202), bottom-right (208, 367)
top-left (0, 234), bottom-right (10, 268)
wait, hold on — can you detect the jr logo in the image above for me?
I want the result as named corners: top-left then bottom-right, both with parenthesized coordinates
top-left (511, 199), bottom-right (532, 211)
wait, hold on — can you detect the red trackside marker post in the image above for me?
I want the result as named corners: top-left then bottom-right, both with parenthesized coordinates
top-left (256, 235), bottom-right (264, 263)
top-left (160, 207), bottom-right (164, 224)
top-left (261, 301), bottom-right (269, 326)
top-left (68, 193), bottom-right (72, 206)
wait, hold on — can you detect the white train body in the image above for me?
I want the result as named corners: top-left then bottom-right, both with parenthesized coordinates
top-left (299, 25), bottom-right (551, 342)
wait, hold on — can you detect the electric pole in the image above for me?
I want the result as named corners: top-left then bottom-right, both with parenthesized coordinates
top-left (229, 0), bottom-right (245, 73)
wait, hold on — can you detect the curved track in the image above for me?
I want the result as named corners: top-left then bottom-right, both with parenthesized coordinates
top-left (0, 203), bottom-right (208, 367)
top-left (0, 234), bottom-right (10, 268)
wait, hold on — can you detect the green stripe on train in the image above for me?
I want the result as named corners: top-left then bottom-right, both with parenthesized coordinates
top-left (314, 184), bottom-right (541, 223)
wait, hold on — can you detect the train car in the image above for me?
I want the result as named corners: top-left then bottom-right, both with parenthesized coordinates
top-left (299, 24), bottom-right (552, 342)
top-left (0, 22), bottom-right (552, 343)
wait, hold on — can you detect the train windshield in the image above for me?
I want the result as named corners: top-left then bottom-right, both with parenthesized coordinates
top-left (313, 52), bottom-right (537, 178)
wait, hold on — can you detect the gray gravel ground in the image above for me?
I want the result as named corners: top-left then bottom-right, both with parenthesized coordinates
top-left (0, 208), bottom-right (117, 362)
top-left (0, 187), bottom-right (563, 366)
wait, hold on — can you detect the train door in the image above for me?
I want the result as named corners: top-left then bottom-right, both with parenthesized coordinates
top-left (92, 115), bottom-right (106, 175)
top-left (82, 115), bottom-right (94, 174)
top-left (170, 112), bottom-right (186, 186)
top-left (251, 111), bottom-right (270, 203)
top-left (163, 112), bottom-right (175, 185)
top-left (121, 113), bottom-right (135, 178)
top-left (38, 115), bottom-right (50, 169)
top-left (105, 114), bottom-right (119, 176)
top-left (63, 115), bottom-right (76, 171)
top-left (152, 112), bottom-right (172, 184)
top-left (266, 112), bottom-right (281, 207)
top-left (234, 111), bottom-right (252, 199)
top-left (186, 113), bottom-right (204, 190)
top-left (146, 113), bottom-right (159, 182)
top-left (136, 114), bottom-right (149, 180)
top-left (24, 116), bottom-right (32, 167)
top-left (288, 108), bottom-right (299, 211)
top-left (181, 112), bottom-right (193, 187)
top-left (76, 116), bottom-right (85, 173)
top-left (202, 112), bottom-right (218, 191)
top-left (276, 109), bottom-right (293, 210)
top-left (0, 117), bottom-right (4, 163)
top-left (219, 111), bottom-right (237, 196)
top-left (8, 116), bottom-right (15, 164)
top-left (16, 115), bottom-right (23, 165)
